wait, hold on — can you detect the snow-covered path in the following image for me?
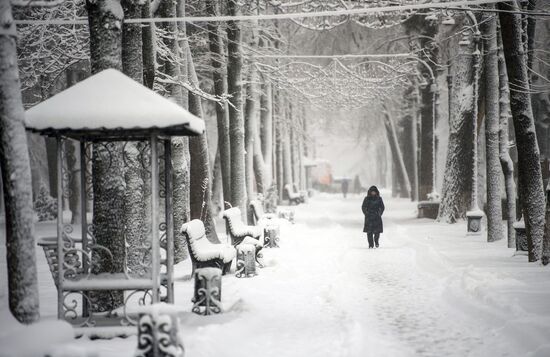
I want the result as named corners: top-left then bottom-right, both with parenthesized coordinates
top-left (185, 193), bottom-right (488, 357)
top-left (31, 194), bottom-right (550, 356)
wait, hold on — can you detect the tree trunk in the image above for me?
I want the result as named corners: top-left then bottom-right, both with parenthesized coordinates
top-left (399, 87), bottom-right (417, 201)
top-left (87, 0), bottom-right (126, 311)
top-left (282, 104), bottom-right (293, 190)
top-left (437, 38), bottom-right (475, 223)
top-left (0, 0), bottom-right (40, 324)
top-left (253, 125), bottom-right (267, 195)
top-left (260, 80), bottom-right (273, 189)
top-left (186, 45), bottom-right (219, 243)
top-left (383, 110), bottom-right (412, 198)
top-left (64, 70), bottom-right (82, 225)
top-left (542, 183), bottom-right (550, 265)
top-left (205, 0), bottom-right (231, 207)
top-left (483, 7), bottom-right (504, 242)
top-left (290, 104), bottom-right (300, 190)
top-left (275, 94), bottom-right (284, 201)
top-left (405, 19), bottom-right (439, 200)
top-left (121, 0), bottom-right (150, 277)
top-left (244, 66), bottom-right (259, 201)
top-left (91, 141), bottom-right (126, 311)
top-left (497, 29), bottom-right (516, 249)
top-left (499, 1), bottom-right (545, 262)
top-left (226, 0), bottom-right (247, 215)
top-left (122, 0), bottom-right (143, 82)
top-left (156, 0), bottom-right (189, 263)
top-left (171, 137), bottom-right (190, 263)
top-left (141, 0), bottom-right (155, 89)
top-left (211, 149), bottom-right (222, 213)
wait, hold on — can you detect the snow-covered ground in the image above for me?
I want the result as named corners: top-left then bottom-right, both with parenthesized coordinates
top-left (3, 193), bottom-right (550, 356)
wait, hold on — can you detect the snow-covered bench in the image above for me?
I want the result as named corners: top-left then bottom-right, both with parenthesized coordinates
top-left (417, 201), bottom-right (440, 219)
top-left (222, 207), bottom-right (264, 267)
top-left (181, 220), bottom-right (236, 275)
top-left (249, 200), bottom-right (280, 248)
top-left (293, 183), bottom-right (308, 203)
top-left (249, 200), bottom-right (277, 226)
top-left (284, 184), bottom-right (302, 205)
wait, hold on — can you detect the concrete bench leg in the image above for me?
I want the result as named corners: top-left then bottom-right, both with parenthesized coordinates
top-left (135, 312), bottom-right (184, 357)
top-left (192, 268), bottom-right (222, 315)
top-left (264, 226), bottom-right (280, 248)
top-left (513, 222), bottom-right (528, 253)
top-left (236, 244), bottom-right (257, 278)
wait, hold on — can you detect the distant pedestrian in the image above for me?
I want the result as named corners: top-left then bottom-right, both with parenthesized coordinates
top-left (341, 179), bottom-right (349, 198)
top-left (361, 186), bottom-right (385, 249)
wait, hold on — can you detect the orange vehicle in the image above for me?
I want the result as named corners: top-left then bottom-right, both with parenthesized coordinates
top-left (311, 160), bottom-right (332, 190)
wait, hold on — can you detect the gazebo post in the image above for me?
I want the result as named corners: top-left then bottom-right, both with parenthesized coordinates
top-left (56, 135), bottom-right (64, 319)
top-left (79, 139), bottom-right (89, 317)
top-left (164, 139), bottom-right (174, 303)
top-left (151, 133), bottom-right (160, 302)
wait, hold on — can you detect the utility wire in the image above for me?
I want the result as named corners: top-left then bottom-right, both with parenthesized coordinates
top-left (14, 0), bottom-right (510, 25)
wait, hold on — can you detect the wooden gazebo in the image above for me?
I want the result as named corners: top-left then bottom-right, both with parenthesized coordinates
top-left (25, 69), bottom-right (204, 337)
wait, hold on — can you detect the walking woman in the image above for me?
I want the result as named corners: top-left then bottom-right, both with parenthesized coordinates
top-left (362, 186), bottom-right (385, 248)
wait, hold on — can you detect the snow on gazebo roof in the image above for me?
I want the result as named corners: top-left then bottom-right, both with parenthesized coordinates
top-left (25, 69), bottom-right (205, 139)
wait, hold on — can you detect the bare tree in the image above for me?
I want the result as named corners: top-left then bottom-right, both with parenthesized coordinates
top-left (157, 0), bottom-right (190, 263)
top-left (205, 0), bottom-right (231, 207)
top-left (0, 0), bottom-right (40, 324)
top-left (86, 0), bottom-right (126, 310)
top-left (497, 25), bottom-right (516, 249)
top-left (383, 108), bottom-right (412, 198)
top-left (499, 0), bottom-right (545, 262)
top-left (282, 102), bottom-right (293, 190)
top-left (482, 8), bottom-right (504, 242)
top-left (244, 65), bottom-right (260, 201)
top-left (141, 0), bottom-right (155, 88)
top-left (404, 16), bottom-right (439, 200)
top-left (120, 0), bottom-right (152, 276)
top-left (260, 81), bottom-right (273, 189)
top-left (438, 36), bottom-right (475, 223)
top-left (186, 43), bottom-right (219, 243)
top-left (226, 0), bottom-right (247, 215)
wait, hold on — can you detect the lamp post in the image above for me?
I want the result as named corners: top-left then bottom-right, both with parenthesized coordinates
top-left (463, 10), bottom-right (484, 235)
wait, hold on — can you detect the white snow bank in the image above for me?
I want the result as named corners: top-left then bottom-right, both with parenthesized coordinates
top-left (0, 318), bottom-right (95, 357)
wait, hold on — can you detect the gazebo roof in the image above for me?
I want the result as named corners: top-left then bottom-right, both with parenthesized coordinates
top-left (25, 69), bottom-right (205, 140)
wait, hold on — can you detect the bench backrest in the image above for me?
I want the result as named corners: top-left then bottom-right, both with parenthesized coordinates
top-left (284, 184), bottom-right (299, 199)
top-left (181, 219), bottom-right (207, 263)
top-left (222, 207), bottom-right (260, 244)
top-left (222, 207), bottom-right (243, 236)
top-left (249, 200), bottom-right (265, 223)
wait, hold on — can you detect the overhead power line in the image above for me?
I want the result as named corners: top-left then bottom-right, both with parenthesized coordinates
top-left (15, 0), bottom-right (510, 26)
top-left (252, 54), bottom-right (414, 59)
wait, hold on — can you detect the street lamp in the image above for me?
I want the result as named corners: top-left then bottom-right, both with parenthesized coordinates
top-left (464, 10), bottom-right (484, 235)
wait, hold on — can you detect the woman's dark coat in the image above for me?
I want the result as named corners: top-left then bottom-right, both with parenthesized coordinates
top-left (362, 186), bottom-right (385, 233)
